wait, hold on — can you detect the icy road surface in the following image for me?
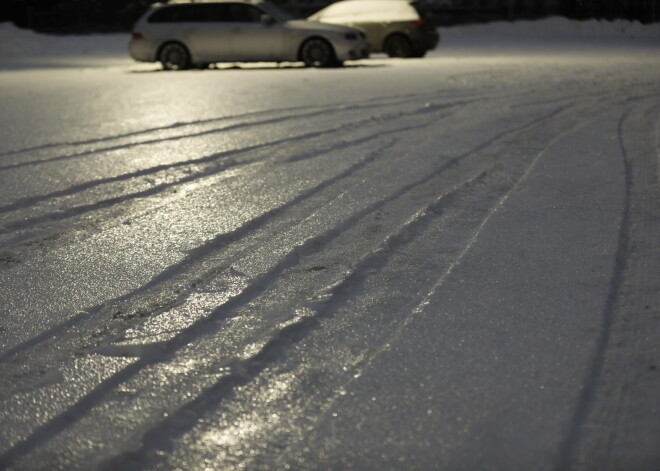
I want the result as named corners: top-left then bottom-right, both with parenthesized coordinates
top-left (1, 20), bottom-right (660, 470)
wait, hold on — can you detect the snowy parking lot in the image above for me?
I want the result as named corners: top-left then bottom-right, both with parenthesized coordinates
top-left (0, 18), bottom-right (659, 470)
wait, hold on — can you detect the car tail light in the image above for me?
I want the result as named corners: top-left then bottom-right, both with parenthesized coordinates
top-left (411, 19), bottom-right (426, 28)
top-left (132, 32), bottom-right (144, 40)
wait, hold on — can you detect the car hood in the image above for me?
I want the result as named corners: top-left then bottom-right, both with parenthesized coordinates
top-left (287, 20), bottom-right (360, 34)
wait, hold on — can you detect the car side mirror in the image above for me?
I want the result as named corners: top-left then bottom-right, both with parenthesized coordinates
top-left (261, 14), bottom-right (275, 25)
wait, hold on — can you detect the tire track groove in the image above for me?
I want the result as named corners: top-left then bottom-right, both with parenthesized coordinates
top-left (0, 98), bottom-right (475, 227)
top-left (102, 105), bottom-right (595, 471)
top-left (0, 100), bottom-right (573, 365)
top-left (566, 101), bottom-right (660, 471)
top-left (0, 102), bottom-right (584, 468)
top-left (0, 91), bottom-right (483, 170)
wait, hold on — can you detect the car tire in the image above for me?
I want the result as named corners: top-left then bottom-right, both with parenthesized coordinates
top-left (300, 38), bottom-right (337, 68)
top-left (159, 42), bottom-right (191, 71)
top-left (384, 34), bottom-right (413, 58)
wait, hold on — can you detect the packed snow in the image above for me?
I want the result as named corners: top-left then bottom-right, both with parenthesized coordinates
top-left (0, 16), bottom-right (659, 471)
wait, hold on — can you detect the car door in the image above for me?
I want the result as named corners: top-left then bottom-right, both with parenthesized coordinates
top-left (182, 4), bottom-right (234, 62)
top-left (225, 3), bottom-right (285, 61)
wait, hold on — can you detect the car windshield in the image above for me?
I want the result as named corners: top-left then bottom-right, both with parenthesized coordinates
top-left (259, 1), bottom-right (296, 21)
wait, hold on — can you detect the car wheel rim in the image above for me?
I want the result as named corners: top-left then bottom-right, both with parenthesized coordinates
top-left (162, 44), bottom-right (187, 70)
top-left (303, 39), bottom-right (330, 67)
top-left (388, 37), bottom-right (410, 57)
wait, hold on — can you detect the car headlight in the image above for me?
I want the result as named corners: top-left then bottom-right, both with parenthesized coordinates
top-left (344, 32), bottom-right (357, 40)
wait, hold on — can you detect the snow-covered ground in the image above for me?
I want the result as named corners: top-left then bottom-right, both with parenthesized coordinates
top-left (0, 18), bottom-right (659, 470)
top-left (1, 17), bottom-right (659, 69)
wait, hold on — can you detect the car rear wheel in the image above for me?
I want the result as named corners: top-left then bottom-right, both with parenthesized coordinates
top-left (384, 34), bottom-right (413, 58)
top-left (159, 42), bottom-right (191, 71)
top-left (300, 38), bottom-right (337, 68)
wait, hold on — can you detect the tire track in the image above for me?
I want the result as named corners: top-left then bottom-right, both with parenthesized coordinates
top-left (0, 86), bottom-right (569, 250)
top-left (0, 82), bottom-right (581, 175)
top-left (0, 85), bottom-right (593, 245)
top-left (0, 100), bottom-right (598, 469)
top-left (0, 136), bottom-right (397, 363)
top-left (0, 84), bottom-right (532, 161)
top-left (0, 98), bottom-right (577, 364)
top-left (98, 99), bottom-right (609, 471)
top-left (0, 103), bottom-right (456, 361)
top-left (0, 91), bottom-right (480, 171)
top-left (566, 101), bottom-right (660, 471)
top-left (213, 108), bottom-right (621, 471)
top-left (0, 98), bottom-right (476, 245)
top-left (0, 114), bottom-right (435, 245)
top-left (0, 94), bottom-right (412, 164)
top-left (0, 87), bottom-right (483, 158)
top-left (0, 98), bottom-right (449, 208)
top-left (554, 107), bottom-right (634, 471)
top-left (0, 145), bottom-right (503, 471)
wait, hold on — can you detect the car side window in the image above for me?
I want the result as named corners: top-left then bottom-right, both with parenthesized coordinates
top-left (147, 5), bottom-right (200, 22)
top-left (196, 4), bottom-right (229, 22)
top-left (148, 4), bottom-right (229, 23)
top-left (178, 5), bottom-right (207, 22)
top-left (226, 3), bottom-right (263, 22)
top-left (148, 6), bottom-right (180, 23)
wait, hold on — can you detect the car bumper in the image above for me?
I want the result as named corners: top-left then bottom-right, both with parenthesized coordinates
top-left (420, 30), bottom-right (440, 51)
top-left (128, 39), bottom-right (157, 62)
top-left (334, 40), bottom-right (370, 62)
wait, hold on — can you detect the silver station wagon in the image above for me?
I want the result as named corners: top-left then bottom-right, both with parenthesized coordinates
top-left (129, 0), bottom-right (370, 69)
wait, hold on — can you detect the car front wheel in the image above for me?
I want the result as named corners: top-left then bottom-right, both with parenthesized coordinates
top-left (159, 42), bottom-right (191, 71)
top-left (300, 38), bottom-right (337, 68)
top-left (384, 34), bottom-right (413, 58)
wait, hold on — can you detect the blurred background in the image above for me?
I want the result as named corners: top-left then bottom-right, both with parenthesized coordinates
top-left (2, 0), bottom-right (659, 34)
